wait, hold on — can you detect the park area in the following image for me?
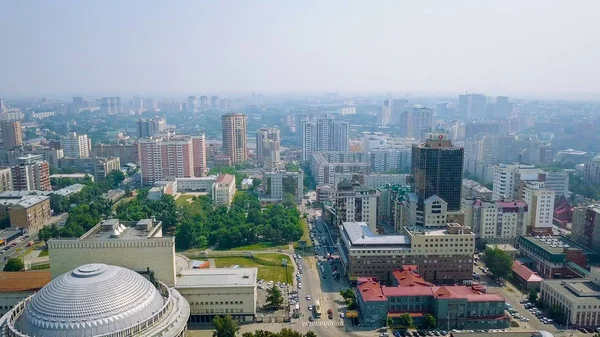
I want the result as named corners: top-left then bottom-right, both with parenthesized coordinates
top-left (213, 253), bottom-right (294, 283)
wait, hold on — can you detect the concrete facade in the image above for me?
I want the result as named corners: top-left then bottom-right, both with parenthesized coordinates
top-left (8, 196), bottom-right (51, 230)
top-left (263, 170), bottom-right (303, 202)
top-left (48, 219), bottom-right (176, 286)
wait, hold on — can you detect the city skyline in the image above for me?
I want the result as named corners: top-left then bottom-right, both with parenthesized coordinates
top-left (1, 1), bottom-right (600, 98)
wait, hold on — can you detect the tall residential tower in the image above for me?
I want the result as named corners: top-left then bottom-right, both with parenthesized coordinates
top-left (221, 113), bottom-right (248, 164)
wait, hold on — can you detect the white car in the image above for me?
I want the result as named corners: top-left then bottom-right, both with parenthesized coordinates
top-left (298, 283), bottom-right (302, 289)
top-left (308, 305), bottom-right (313, 311)
top-left (306, 295), bottom-right (311, 301)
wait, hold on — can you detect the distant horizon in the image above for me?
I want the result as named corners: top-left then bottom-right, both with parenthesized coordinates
top-left (2, 1), bottom-right (600, 99)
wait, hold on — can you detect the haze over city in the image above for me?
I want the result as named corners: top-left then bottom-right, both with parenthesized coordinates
top-left (2, 0), bottom-right (600, 98)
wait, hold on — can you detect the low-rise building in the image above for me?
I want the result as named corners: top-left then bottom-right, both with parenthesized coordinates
top-left (333, 173), bottom-right (410, 189)
top-left (338, 221), bottom-right (475, 283)
top-left (486, 244), bottom-right (519, 259)
top-left (177, 176), bottom-right (217, 192)
top-left (49, 173), bottom-right (93, 183)
top-left (8, 195), bottom-right (51, 230)
top-left (516, 235), bottom-right (600, 279)
top-left (241, 178), bottom-right (253, 190)
top-left (212, 174), bottom-right (236, 206)
top-left (356, 267), bottom-right (508, 329)
top-left (175, 268), bottom-right (257, 323)
top-left (58, 157), bottom-right (121, 182)
top-left (512, 261), bottom-right (543, 291)
top-left (0, 271), bottom-right (51, 316)
top-left (48, 218), bottom-right (176, 286)
top-left (540, 267), bottom-right (600, 328)
top-left (0, 168), bottom-right (12, 192)
top-left (316, 184), bottom-right (336, 203)
top-left (310, 152), bottom-right (370, 185)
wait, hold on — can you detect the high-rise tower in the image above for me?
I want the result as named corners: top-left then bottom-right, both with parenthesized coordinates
top-left (221, 113), bottom-right (247, 164)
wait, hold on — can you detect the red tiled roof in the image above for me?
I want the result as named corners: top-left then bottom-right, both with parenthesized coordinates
top-left (382, 286), bottom-right (434, 297)
top-left (357, 278), bottom-right (387, 302)
top-left (391, 269), bottom-right (432, 287)
top-left (216, 174), bottom-right (234, 184)
top-left (512, 261), bottom-right (543, 283)
top-left (0, 271), bottom-right (51, 292)
top-left (431, 286), bottom-right (505, 302)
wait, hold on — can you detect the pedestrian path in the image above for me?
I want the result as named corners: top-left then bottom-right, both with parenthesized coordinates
top-left (301, 320), bottom-right (344, 327)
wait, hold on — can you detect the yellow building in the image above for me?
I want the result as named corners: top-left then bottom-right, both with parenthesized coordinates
top-left (8, 196), bottom-right (51, 230)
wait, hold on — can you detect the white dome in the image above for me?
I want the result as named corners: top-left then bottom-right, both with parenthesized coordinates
top-left (16, 263), bottom-right (166, 337)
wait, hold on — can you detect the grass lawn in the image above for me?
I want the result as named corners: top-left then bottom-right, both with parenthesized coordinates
top-left (213, 254), bottom-right (293, 283)
top-left (299, 218), bottom-right (312, 247)
top-left (39, 248), bottom-right (49, 257)
top-left (111, 196), bottom-right (134, 211)
top-left (176, 194), bottom-right (195, 207)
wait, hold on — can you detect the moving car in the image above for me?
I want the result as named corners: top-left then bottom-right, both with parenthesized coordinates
top-left (327, 308), bottom-right (333, 319)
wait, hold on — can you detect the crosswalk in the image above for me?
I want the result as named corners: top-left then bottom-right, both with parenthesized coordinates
top-left (301, 320), bottom-right (345, 327)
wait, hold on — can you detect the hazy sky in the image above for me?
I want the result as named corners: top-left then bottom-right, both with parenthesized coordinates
top-left (1, 0), bottom-right (599, 97)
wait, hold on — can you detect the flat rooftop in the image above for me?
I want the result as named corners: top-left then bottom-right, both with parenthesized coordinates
top-left (176, 268), bottom-right (258, 288)
top-left (521, 235), bottom-right (597, 256)
top-left (342, 221), bottom-right (410, 246)
top-left (545, 279), bottom-right (600, 304)
top-left (82, 219), bottom-right (162, 241)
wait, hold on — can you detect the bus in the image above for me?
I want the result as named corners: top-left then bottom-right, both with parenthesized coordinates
top-left (314, 300), bottom-right (322, 318)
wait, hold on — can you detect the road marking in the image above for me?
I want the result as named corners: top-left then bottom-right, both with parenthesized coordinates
top-left (301, 320), bottom-right (345, 327)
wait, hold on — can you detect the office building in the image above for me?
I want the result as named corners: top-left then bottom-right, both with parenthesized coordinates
top-left (221, 113), bottom-right (248, 164)
top-left (572, 205), bottom-right (600, 252)
top-left (545, 171), bottom-right (569, 197)
top-left (332, 173), bottom-right (409, 189)
top-left (0, 168), bottom-right (11, 192)
top-left (334, 180), bottom-right (379, 232)
top-left (516, 235), bottom-right (600, 279)
top-left (262, 170), bottom-right (303, 202)
top-left (256, 128), bottom-right (280, 169)
top-left (462, 198), bottom-right (528, 245)
top-left (187, 96), bottom-right (197, 113)
top-left (301, 114), bottom-right (349, 161)
top-left (523, 181), bottom-right (555, 232)
top-left (138, 117), bottom-right (167, 138)
top-left (338, 222), bottom-right (475, 283)
top-left (584, 156), bottom-right (600, 185)
top-left (412, 134), bottom-right (464, 211)
top-left (60, 132), bottom-right (91, 158)
top-left (212, 174), bottom-right (236, 206)
top-left (210, 96), bottom-right (220, 110)
top-left (8, 195), bottom-right (51, 230)
top-left (93, 143), bottom-right (139, 165)
top-left (11, 156), bottom-right (51, 191)
top-left (191, 135), bottom-right (207, 177)
top-left (464, 134), bottom-right (518, 182)
top-left (138, 137), bottom-right (194, 185)
top-left (356, 268), bottom-right (508, 329)
top-left (458, 94), bottom-right (487, 119)
top-left (0, 121), bottom-right (22, 148)
top-left (0, 263), bottom-right (189, 337)
top-left (176, 268), bottom-right (257, 323)
top-left (58, 157), bottom-right (121, 183)
top-left (400, 106), bottom-right (433, 140)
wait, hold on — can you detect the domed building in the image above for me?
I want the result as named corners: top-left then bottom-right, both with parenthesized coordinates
top-left (0, 263), bottom-right (189, 337)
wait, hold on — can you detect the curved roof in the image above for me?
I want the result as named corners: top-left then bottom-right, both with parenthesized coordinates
top-left (16, 264), bottom-right (165, 337)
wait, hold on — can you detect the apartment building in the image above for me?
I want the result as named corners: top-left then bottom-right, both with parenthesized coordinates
top-left (462, 179), bottom-right (493, 200)
top-left (338, 222), bottom-right (475, 283)
top-left (0, 121), bottom-right (22, 148)
top-left (256, 128), bottom-right (280, 169)
top-left (310, 152), bottom-right (370, 185)
top-left (221, 113), bottom-right (247, 164)
top-left (212, 174), bottom-right (236, 206)
top-left (335, 180), bottom-right (379, 233)
top-left (137, 137), bottom-right (194, 185)
top-left (523, 181), bottom-right (555, 232)
top-left (191, 135), bottom-right (207, 177)
top-left (8, 196), bottom-right (51, 230)
top-left (462, 198), bottom-right (528, 245)
top-left (11, 156), bottom-right (51, 191)
top-left (571, 204), bottom-right (600, 252)
top-left (333, 173), bottom-right (409, 190)
top-left (60, 132), bottom-right (91, 158)
top-left (301, 114), bottom-right (349, 161)
top-left (0, 168), bottom-right (12, 192)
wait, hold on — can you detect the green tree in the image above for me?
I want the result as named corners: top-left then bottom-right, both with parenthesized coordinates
top-left (424, 313), bottom-right (436, 328)
top-left (528, 289), bottom-right (538, 303)
top-left (278, 328), bottom-right (303, 337)
top-left (549, 305), bottom-right (566, 324)
top-left (282, 193), bottom-right (297, 207)
top-left (212, 315), bottom-right (239, 337)
top-left (3, 258), bottom-right (24, 272)
top-left (398, 313), bottom-right (413, 328)
top-left (304, 332), bottom-right (317, 337)
top-left (105, 169), bottom-right (126, 189)
top-left (481, 247), bottom-right (513, 280)
top-left (265, 285), bottom-right (284, 309)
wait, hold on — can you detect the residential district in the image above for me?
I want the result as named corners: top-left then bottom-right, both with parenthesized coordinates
top-left (0, 94), bottom-right (599, 337)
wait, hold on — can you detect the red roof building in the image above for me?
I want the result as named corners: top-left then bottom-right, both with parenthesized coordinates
top-left (553, 195), bottom-right (573, 228)
top-left (512, 261), bottom-right (543, 290)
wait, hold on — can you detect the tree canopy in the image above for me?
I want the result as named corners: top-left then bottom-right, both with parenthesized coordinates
top-left (265, 284), bottom-right (284, 309)
top-left (212, 315), bottom-right (239, 337)
top-left (482, 246), bottom-right (514, 280)
top-left (424, 313), bottom-right (436, 328)
top-left (3, 258), bottom-right (24, 272)
top-left (242, 329), bottom-right (316, 337)
top-left (398, 312), bottom-right (413, 328)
